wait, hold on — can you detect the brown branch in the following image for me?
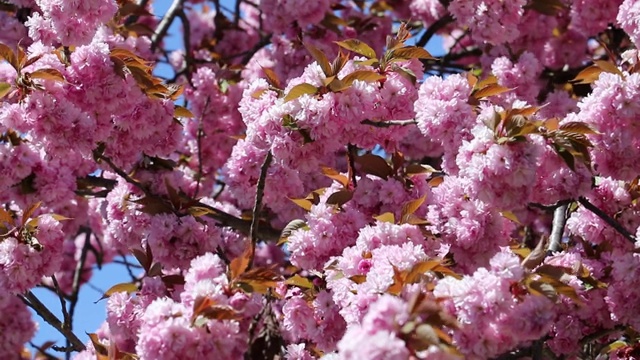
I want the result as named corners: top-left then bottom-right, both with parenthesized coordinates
top-left (548, 203), bottom-right (569, 253)
top-left (347, 143), bottom-right (358, 187)
top-left (360, 119), bottom-right (417, 128)
top-left (151, 0), bottom-right (184, 51)
top-left (68, 230), bottom-right (91, 319)
top-left (193, 97), bottom-right (210, 199)
top-left (20, 292), bottom-right (86, 352)
top-left (578, 197), bottom-right (636, 244)
top-left (415, 13), bottom-right (454, 48)
top-left (175, 8), bottom-right (194, 83)
top-left (248, 151), bottom-right (273, 268)
top-left (97, 153), bottom-right (281, 241)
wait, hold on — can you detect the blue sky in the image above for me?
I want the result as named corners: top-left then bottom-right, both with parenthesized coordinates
top-left (28, 1), bottom-right (444, 355)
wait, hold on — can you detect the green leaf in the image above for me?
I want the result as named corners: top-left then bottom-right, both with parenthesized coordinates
top-left (342, 70), bottom-right (386, 87)
top-left (97, 282), bottom-right (138, 302)
top-left (284, 274), bottom-right (314, 289)
top-left (0, 82), bottom-right (11, 99)
top-left (374, 212), bottom-right (396, 223)
top-left (335, 39), bottom-right (377, 59)
top-left (284, 83), bottom-right (318, 102)
top-left (279, 219), bottom-right (307, 244)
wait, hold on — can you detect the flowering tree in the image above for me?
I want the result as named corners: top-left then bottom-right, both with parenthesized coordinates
top-left (3, 0), bottom-right (640, 359)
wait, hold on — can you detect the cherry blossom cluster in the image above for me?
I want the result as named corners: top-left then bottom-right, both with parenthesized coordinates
top-left (3, 0), bottom-right (640, 359)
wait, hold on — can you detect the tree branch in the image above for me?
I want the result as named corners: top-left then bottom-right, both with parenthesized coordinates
top-left (20, 292), bottom-right (86, 353)
top-left (151, 0), bottom-right (184, 51)
top-left (548, 203), bottom-right (569, 253)
top-left (578, 197), bottom-right (636, 244)
top-left (360, 119), bottom-right (417, 128)
top-left (193, 97), bottom-right (210, 199)
top-left (415, 13), bottom-right (454, 48)
top-left (248, 151), bottom-right (272, 268)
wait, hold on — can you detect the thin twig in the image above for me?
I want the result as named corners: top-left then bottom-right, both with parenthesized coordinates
top-left (29, 341), bottom-right (60, 360)
top-left (116, 252), bottom-right (140, 281)
top-left (360, 119), bottom-right (417, 128)
top-left (193, 97), bottom-right (211, 199)
top-left (65, 229), bottom-right (91, 357)
top-left (49, 276), bottom-right (71, 347)
top-left (175, 8), bottom-right (194, 83)
top-left (415, 13), bottom-right (454, 48)
top-left (98, 153), bottom-right (281, 240)
top-left (347, 144), bottom-right (358, 187)
top-left (234, 0), bottom-right (242, 26)
top-left (578, 197), bottom-right (636, 244)
top-left (20, 292), bottom-right (86, 352)
top-left (548, 203), bottom-right (569, 253)
top-left (240, 34), bottom-right (272, 65)
top-left (151, 0), bottom-right (184, 51)
top-left (248, 151), bottom-right (273, 268)
top-left (96, 154), bottom-right (149, 194)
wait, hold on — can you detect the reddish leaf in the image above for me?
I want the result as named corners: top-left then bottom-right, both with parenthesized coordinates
top-left (229, 245), bottom-right (252, 280)
top-left (305, 43), bottom-right (332, 77)
top-left (355, 154), bottom-right (393, 179)
top-left (23, 54), bottom-right (43, 69)
top-left (87, 333), bottom-right (109, 358)
top-left (521, 236), bottom-right (548, 269)
top-left (289, 197), bottom-right (314, 211)
top-left (262, 67), bottom-right (282, 89)
top-left (594, 60), bottom-right (623, 77)
top-left (572, 65), bottom-right (603, 84)
top-left (0, 43), bottom-right (18, 71)
top-left (235, 267), bottom-right (281, 294)
top-left (29, 68), bottom-right (65, 82)
top-left (22, 201), bottom-right (42, 225)
top-left (349, 275), bottom-right (367, 284)
top-left (174, 105), bottom-right (194, 118)
top-left (131, 247), bottom-right (151, 272)
top-left (321, 167), bottom-right (349, 187)
top-left (391, 46), bottom-right (434, 60)
top-left (528, 0), bottom-right (567, 15)
top-left (401, 195), bottom-right (426, 223)
top-left (473, 83), bottom-right (511, 99)
top-left (0, 208), bottom-right (14, 227)
top-left (326, 190), bottom-right (353, 207)
top-left (559, 121), bottom-right (598, 135)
